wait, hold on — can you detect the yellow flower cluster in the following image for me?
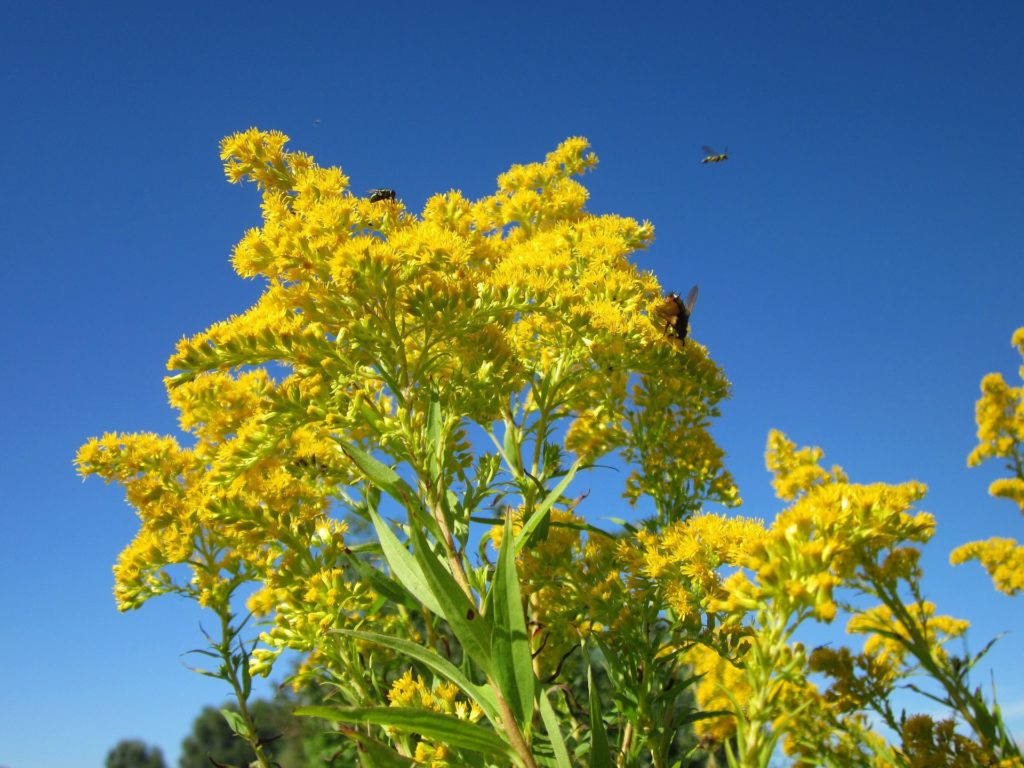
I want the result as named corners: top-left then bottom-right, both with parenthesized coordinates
top-left (634, 512), bottom-right (765, 626)
top-left (776, 661), bottom-right (891, 766)
top-left (622, 379), bottom-right (740, 521)
top-left (386, 670), bottom-right (484, 767)
top-left (387, 669), bottom-right (483, 721)
top-left (969, 369), bottom-right (1024, 484)
top-left (765, 428), bottom-right (847, 501)
top-left (75, 370), bottom-right (390, 687)
top-left (683, 432), bottom-right (947, 763)
top-left (688, 642), bottom-right (751, 742)
top-left (951, 537), bottom-right (1024, 595)
top-left (720, 479), bottom-right (933, 625)
top-left (76, 431), bottom-right (223, 609)
top-left (954, 326), bottom-right (1024, 595)
top-left (167, 129), bottom-right (733, 513)
top-left (848, 602), bottom-right (969, 668)
top-left (898, 714), bottom-right (1000, 768)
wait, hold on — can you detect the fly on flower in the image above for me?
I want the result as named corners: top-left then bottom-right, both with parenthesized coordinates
top-left (700, 146), bottom-right (728, 164)
top-left (368, 188), bottom-right (397, 203)
top-left (656, 286), bottom-right (699, 342)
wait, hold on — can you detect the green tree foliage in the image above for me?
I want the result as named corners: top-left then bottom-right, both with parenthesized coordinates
top-left (105, 739), bottom-right (166, 768)
top-left (179, 693), bottom-right (342, 768)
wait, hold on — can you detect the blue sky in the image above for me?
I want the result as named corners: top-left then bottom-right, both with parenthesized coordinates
top-left (2, 1), bottom-right (1023, 765)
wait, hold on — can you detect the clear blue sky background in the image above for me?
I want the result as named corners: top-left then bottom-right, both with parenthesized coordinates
top-left (2, 2), bottom-right (1022, 765)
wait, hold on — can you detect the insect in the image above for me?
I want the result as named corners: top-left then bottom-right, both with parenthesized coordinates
top-left (700, 146), bottom-right (729, 164)
top-left (368, 188), bottom-right (397, 203)
top-left (656, 286), bottom-right (699, 342)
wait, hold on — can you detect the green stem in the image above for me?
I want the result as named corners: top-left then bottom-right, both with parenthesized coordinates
top-left (216, 606), bottom-right (274, 768)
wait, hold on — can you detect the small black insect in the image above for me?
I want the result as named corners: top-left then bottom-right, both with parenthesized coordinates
top-left (368, 188), bottom-right (397, 203)
top-left (655, 285), bottom-right (699, 342)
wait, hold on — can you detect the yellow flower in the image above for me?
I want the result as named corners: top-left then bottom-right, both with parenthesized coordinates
top-left (848, 602), bottom-right (968, 667)
top-left (951, 538), bottom-right (1024, 595)
top-left (635, 512), bottom-right (766, 625)
top-left (765, 429), bottom-right (844, 500)
top-left (958, 327), bottom-right (1024, 595)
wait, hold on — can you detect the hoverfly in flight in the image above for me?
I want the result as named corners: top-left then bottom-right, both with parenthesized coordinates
top-left (700, 146), bottom-right (729, 164)
top-left (656, 285), bottom-right (699, 342)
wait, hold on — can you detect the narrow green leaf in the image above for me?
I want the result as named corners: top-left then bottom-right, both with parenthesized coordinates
top-left (492, 513), bottom-right (536, 725)
top-left (503, 421), bottom-right (522, 473)
top-left (336, 726), bottom-right (414, 768)
top-left (339, 442), bottom-right (417, 507)
top-left (426, 391), bottom-right (442, 482)
top-left (179, 663), bottom-right (223, 679)
top-left (219, 708), bottom-right (252, 740)
top-left (296, 706), bottom-right (516, 762)
top-left (239, 641), bottom-right (252, 699)
top-left (516, 460), bottom-right (581, 554)
top-left (182, 648), bottom-right (220, 659)
top-left (335, 629), bottom-right (500, 726)
top-left (409, 522), bottom-right (493, 673)
top-left (538, 689), bottom-right (572, 768)
top-left (368, 507), bottom-right (444, 616)
top-left (446, 489), bottom-right (460, 514)
top-left (344, 549), bottom-right (410, 606)
top-left (588, 664), bottom-right (613, 768)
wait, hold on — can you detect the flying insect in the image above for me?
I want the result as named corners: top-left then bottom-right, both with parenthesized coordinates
top-left (368, 188), bottom-right (397, 203)
top-left (700, 146), bottom-right (728, 164)
top-left (656, 286), bottom-right (699, 342)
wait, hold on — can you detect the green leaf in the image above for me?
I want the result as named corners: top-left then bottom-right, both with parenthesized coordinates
top-left (587, 663), bottom-right (612, 768)
top-left (516, 460), bottom-right (581, 554)
top-left (239, 640), bottom-right (252, 698)
top-left (502, 420), bottom-right (522, 473)
top-left (426, 391), bottom-right (442, 483)
top-left (335, 629), bottom-right (500, 726)
top-left (538, 689), bottom-right (572, 768)
top-left (219, 708), bottom-right (252, 740)
top-left (343, 548), bottom-right (411, 606)
top-left (336, 726), bottom-right (415, 768)
top-left (339, 441), bottom-right (417, 507)
top-left (491, 513), bottom-right (536, 725)
top-left (296, 706), bottom-right (516, 762)
top-left (368, 507), bottom-right (444, 616)
top-left (408, 522), bottom-right (493, 673)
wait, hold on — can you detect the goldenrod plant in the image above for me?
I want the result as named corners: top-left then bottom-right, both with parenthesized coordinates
top-left (78, 131), bottom-right (1021, 767)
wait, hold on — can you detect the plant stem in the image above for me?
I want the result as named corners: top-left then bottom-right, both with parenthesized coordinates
top-left (216, 607), bottom-right (274, 768)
